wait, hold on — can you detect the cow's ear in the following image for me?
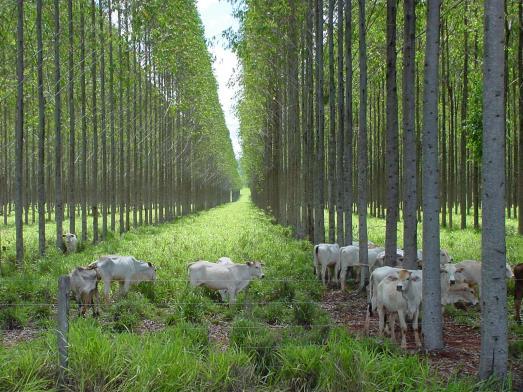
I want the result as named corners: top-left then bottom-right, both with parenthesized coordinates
top-left (246, 261), bottom-right (253, 266)
top-left (148, 262), bottom-right (153, 267)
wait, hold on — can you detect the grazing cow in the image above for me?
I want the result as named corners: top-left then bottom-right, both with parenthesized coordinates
top-left (188, 260), bottom-right (264, 304)
top-left (313, 243), bottom-right (340, 286)
top-left (69, 267), bottom-right (100, 316)
top-left (88, 255), bottom-right (157, 302)
top-left (62, 233), bottom-right (78, 254)
top-left (442, 282), bottom-right (479, 306)
top-left (454, 260), bottom-right (514, 296)
top-left (374, 269), bottom-right (422, 348)
top-left (514, 263), bottom-right (523, 324)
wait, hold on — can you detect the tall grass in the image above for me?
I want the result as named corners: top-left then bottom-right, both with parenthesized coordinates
top-left (0, 191), bottom-right (513, 390)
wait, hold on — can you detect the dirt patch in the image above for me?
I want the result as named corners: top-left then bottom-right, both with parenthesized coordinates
top-left (1, 327), bottom-right (43, 347)
top-left (135, 319), bottom-right (166, 334)
top-left (208, 322), bottom-right (230, 351)
top-left (320, 288), bottom-right (523, 390)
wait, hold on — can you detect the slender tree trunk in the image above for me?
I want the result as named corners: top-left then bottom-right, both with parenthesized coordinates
top-left (385, 0), bottom-right (399, 266)
top-left (15, 0), bottom-right (24, 264)
top-left (118, 6), bottom-right (125, 234)
top-left (358, 0), bottom-right (368, 288)
top-left (344, 0), bottom-right (353, 246)
top-left (109, 0), bottom-right (116, 232)
top-left (80, 0), bottom-right (88, 241)
top-left (402, 0), bottom-right (417, 269)
top-left (460, 3), bottom-right (469, 229)
top-left (67, 0), bottom-right (75, 235)
top-left (91, 0), bottom-right (99, 244)
top-left (479, 0), bottom-right (508, 379)
top-left (314, 0), bottom-right (325, 244)
top-left (100, 4), bottom-right (108, 240)
top-left (36, 0), bottom-right (45, 256)
top-left (421, 0), bottom-right (443, 351)
top-left (327, 0), bottom-right (336, 243)
top-left (54, 0), bottom-right (64, 250)
top-left (336, 0), bottom-right (345, 245)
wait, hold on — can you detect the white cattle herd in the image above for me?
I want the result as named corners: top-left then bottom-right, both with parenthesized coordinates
top-left (64, 231), bottom-right (521, 349)
top-left (314, 241), bottom-right (517, 348)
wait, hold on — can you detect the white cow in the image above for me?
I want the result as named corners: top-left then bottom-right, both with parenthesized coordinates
top-left (188, 260), bottom-right (264, 304)
top-left (313, 244), bottom-right (340, 286)
top-left (454, 260), bottom-right (514, 296)
top-left (69, 267), bottom-right (100, 316)
top-left (442, 282), bottom-right (479, 306)
top-left (374, 269), bottom-right (422, 348)
top-left (337, 246), bottom-right (385, 289)
top-left (63, 233), bottom-right (78, 254)
top-left (88, 255), bottom-right (157, 302)
top-left (216, 257), bottom-right (235, 299)
top-left (416, 249), bottom-right (453, 267)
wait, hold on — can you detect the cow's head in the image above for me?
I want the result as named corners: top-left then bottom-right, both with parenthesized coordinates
top-left (246, 261), bottom-right (264, 279)
top-left (442, 263), bottom-right (457, 285)
top-left (138, 261), bottom-right (157, 282)
top-left (439, 249), bottom-right (452, 265)
top-left (62, 233), bottom-right (77, 243)
top-left (395, 269), bottom-right (419, 292)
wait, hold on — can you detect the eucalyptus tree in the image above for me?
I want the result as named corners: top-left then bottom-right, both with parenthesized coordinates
top-left (479, 0), bottom-right (508, 379)
top-left (327, 0), bottom-right (336, 243)
top-left (344, 0), bottom-right (353, 246)
top-left (54, 0), bottom-right (64, 250)
top-left (67, 0), bottom-right (75, 235)
top-left (315, 0), bottom-right (325, 244)
top-left (36, 0), bottom-right (45, 256)
top-left (15, 0), bottom-right (24, 264)
top-left (422, 0), bottom-right (443, 352)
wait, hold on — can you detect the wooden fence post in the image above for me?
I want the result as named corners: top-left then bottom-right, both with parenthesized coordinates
top-left (57, 275), bottom-right (70, 389)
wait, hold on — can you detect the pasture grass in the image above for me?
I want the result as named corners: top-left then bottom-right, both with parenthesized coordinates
top-left (0, 191), bottom-right (518, 390)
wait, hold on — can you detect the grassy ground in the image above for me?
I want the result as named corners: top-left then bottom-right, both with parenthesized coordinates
top-left (0, 191), bottom-right (517, 391)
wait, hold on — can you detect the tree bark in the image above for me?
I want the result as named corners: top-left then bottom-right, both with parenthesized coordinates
top-left (327, 0), bottom-right (336, 243)
top-left (91, 0), bottom-right (99, 243)
top-left (358, 0), bottom-right (368, 288)
top-left (100, 4), bottom-right (108, 240)
top-left (67, 0), bottom-right (75, 235)
top-left (80, 0), bottom-right (88, 241)
top-left (15, 0), bottom-right (24, 264)
top-left (519, 0), bottom-right (523, 235)
top-left (344, 0), bottom-right (353, 246)
top-left (479, 0), bottom-right (508, 379)
top-left (336, 0), bottom-right (345, 245)
top-left (460, 0), bottom-right (469, 229)
top-left (385, 0), bottom-right (399, 266)
top-left (54, 0), bottom-right (64, 250)
top-left (421, 0), bottom-right (443, 351)
top-left (402, 0), bottom-right (417, 269)
top-left (36, 0), bottom-right (45, 256)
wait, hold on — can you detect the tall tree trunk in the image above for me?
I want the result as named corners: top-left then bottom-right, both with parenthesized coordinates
top-left (358, 0), bottom-right (368, 288)
top-left (385, 0), bottom-right (399, 266)
top-left (109, 0), bottom-right (116, 232)
top-left (15, 0), bottom-right (24, 264)
top-left (479, 0), bottom-right (508, 379)
top-left (36, 0), bottom-right (45, 257)
top-left (54, 0), bottom-right (64, 250)
top-left (336, 0), bottom-right (345, 245)
top-left (421, 0), bottom-right (443, 351)
top-left (314, 0), bottom-right (325, 244)
top-left (91, 0), bottom-right (99, 244)
top-left (100, 4), bottom-right (108, 240)
top-left (67, 0), bottom-right (75, 234)
top-left (118, 6), bottom-right (125, 234)
top-left (344, 0), bottom-right (353, 246)
top-left (80, 0), bottom-right (88, 241)
top-left (402, 0), bottom-right (417, 269)
top-left (327, 0), bottom-right (336, 243)
top-left (305, 0), bottom-right (314, 241)
top-left (460, 3), bottom-right (469, 229)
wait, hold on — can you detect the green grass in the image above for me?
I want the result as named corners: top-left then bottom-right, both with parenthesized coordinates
top-left (0, 191), bottom-right (517, 390)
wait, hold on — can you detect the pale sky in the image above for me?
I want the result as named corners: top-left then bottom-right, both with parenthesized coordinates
top-left (197, 0), bottom-right (242, 159)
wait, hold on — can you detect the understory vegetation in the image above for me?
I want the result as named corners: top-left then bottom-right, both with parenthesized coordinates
top-left (0, 191), bottom-right (519, 390)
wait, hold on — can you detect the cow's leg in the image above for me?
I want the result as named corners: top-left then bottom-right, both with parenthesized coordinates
top-left (118, 279), bottom-right (131, 298)
top-left (397, 310), bottom-right (408, 349)
top-left (412, 310), bottom-right (421, 347)
top-left (340, 267), bottom-right (347, 291)
top-left (388, 312), bottom-right (396, 342)
top-left (331, 264), bottom-right (338, 284)
top-left (321, 265), bottom-right (328, 286)
top-left (103, 279), bottom-right (111, 303)
top-left (219, 289), bottom-right (228, 302)
top-left (377, 305), bottom-right (385, 337)
top-left (364, 304), bottom-right (371, 335)
top-left (92, 289), bottom-right (100, 317)
top-left (228, 287), bottom-right (237, 305)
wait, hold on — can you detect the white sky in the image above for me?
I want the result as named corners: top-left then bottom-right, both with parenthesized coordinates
top-left (197, 0), bottom-right (242, 159)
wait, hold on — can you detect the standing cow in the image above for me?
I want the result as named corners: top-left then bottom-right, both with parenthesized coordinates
top-left (188, 260), bottom-right (264, 304)
top-left (313, 243), bottom-right (340, 287)
top-left (88, 255), bottom-right (157, 302)
top-left (62, 233), bottom-right (78, 254)
top-left (69, 267), bottom-right (100, 316)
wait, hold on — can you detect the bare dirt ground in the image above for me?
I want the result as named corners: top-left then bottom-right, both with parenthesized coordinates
top-left (1, 327), bottom-right (43, 348)
top-left (320, 288), bottom-right (523, 390)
